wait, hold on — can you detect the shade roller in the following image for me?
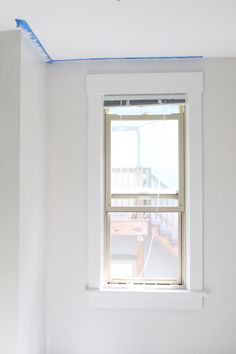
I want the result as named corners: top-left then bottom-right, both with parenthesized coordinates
top-left (104, 94), bottom-right (186, 107)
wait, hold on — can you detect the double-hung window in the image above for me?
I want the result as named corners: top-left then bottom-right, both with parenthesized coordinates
top-left (87, 73), bottom-right (203, 309)
top-left (104, 97), bottom-right (185, 286)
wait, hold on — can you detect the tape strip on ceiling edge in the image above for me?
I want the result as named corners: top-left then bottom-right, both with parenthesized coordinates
top-left (16, 19), bottom-right (53, 63)
top-left (15, 19), bottom-right (203, 64)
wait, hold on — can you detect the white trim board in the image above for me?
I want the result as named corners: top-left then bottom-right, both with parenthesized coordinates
top-left (87, 73), bottom-right (202, 95)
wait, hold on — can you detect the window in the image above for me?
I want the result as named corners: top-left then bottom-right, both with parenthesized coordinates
top-left (104, 97), bottom-right (185, 286)
top-left (87, 73), bottom-right (203, 309)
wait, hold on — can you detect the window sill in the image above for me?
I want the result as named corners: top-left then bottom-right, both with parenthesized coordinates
top-left (86, 287), bottom-right (204, 310)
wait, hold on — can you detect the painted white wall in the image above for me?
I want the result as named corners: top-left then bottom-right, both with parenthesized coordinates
top-left (47, 59), bottom-right (236, 354)
top-left (0, 30), bottom-right (20, 354)
top-left (19, 34), bottom-right (47, 354)
top-left (0, 30), bottom-right (47, 354)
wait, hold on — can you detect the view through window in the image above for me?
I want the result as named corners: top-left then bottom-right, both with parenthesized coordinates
top-left (104, 96), bottom-right (185, 286)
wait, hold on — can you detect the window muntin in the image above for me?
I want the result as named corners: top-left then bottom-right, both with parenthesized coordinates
top-left (105, 104), bottom-right (185, 286)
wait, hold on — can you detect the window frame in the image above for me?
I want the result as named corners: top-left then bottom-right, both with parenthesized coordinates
top-left (87, 72), bottom-right (203, 309)
top-left (105, 111), bottom-right (185, 286)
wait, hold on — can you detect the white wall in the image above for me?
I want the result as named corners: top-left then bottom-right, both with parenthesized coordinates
top-left (0, 30), bottom-right (47, 354)
top-left (47, 59), bottom-right (236, 354)
top-left (0, 30), bottom-right (21, 354)
top-left (19, 34), bottom-right (47, 354)
top-left (1, 33), bottom-right (236, 354)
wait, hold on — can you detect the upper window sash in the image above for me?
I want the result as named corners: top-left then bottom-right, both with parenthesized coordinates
top-left (105, 112), bottom-right (185, 213)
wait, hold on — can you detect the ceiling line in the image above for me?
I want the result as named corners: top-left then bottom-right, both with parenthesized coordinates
top-left (15, 19), bottom-right (203, 64)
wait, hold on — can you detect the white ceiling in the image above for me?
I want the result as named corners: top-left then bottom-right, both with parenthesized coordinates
top-left (1, 0), bottom-right (236, 60)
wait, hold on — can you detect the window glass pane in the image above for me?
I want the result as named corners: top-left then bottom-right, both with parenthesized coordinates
top-left (108, 212), bottom-right (180, 282)
top-left (110, 119), bottom-right (179, 200)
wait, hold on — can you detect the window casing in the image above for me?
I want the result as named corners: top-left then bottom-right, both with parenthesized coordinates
top-left (87, 72), bottom-right (203, 309)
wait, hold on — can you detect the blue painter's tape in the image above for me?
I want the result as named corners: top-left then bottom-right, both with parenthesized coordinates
top-left (15, 19), bottom-right (53, 63)
top-left (15, 18), bottom-right (203, 64)
top-left (53, 55), bottom-right (203, 63)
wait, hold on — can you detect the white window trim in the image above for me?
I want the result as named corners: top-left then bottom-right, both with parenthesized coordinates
top-left (87, 73), bottom-right (203, 310)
